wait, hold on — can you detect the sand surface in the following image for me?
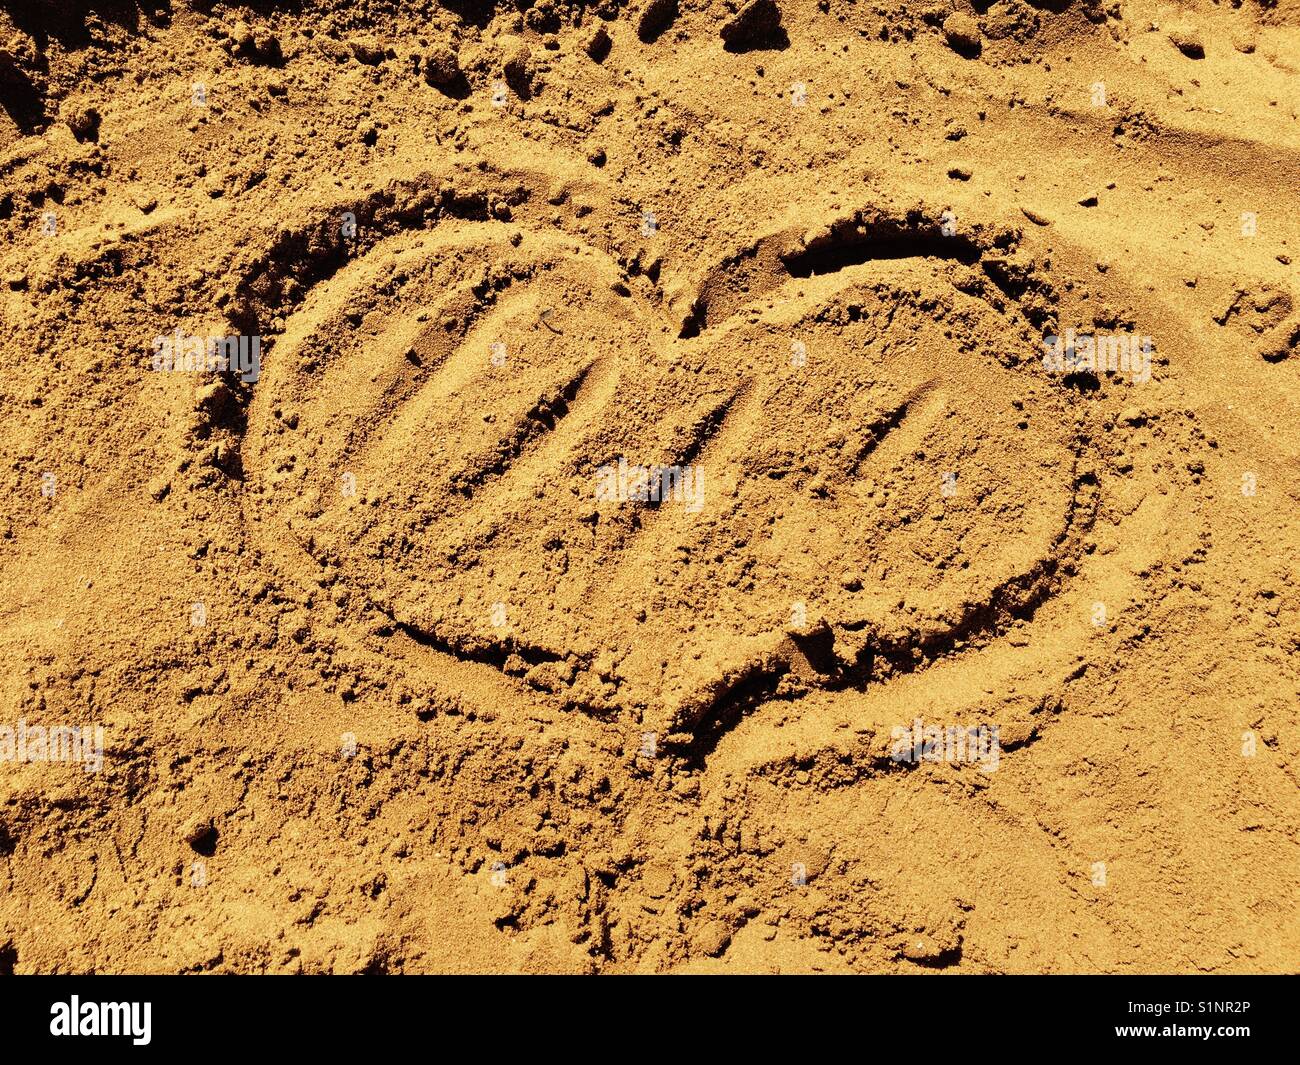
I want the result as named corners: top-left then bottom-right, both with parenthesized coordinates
top-left (0, 0), bottom-right (1297, 973)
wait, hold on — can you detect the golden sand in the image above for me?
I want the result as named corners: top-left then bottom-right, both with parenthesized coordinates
top-left (0, 0), bottom-right (1297, 973)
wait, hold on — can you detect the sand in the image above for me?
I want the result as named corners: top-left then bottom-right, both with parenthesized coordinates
top-left (0, 0), bottom-right (1297, 974)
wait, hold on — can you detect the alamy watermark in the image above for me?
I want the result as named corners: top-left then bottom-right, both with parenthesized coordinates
top-left (151, 329), bottom-right (261, 383)
top-left (50, 997), bottom-right (151, 1045)
top-left (0, 718), bottom-right (104, 773)
top-left (1042, 329), bottom-right (1152, 384)
top-left (890, 718), bottom-right (1000, 774)
top-left (595, 457), bottom-right (705, 513)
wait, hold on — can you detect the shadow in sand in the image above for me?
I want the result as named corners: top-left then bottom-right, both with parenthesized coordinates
top-left (0, 54), bottom-right (46, 132)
